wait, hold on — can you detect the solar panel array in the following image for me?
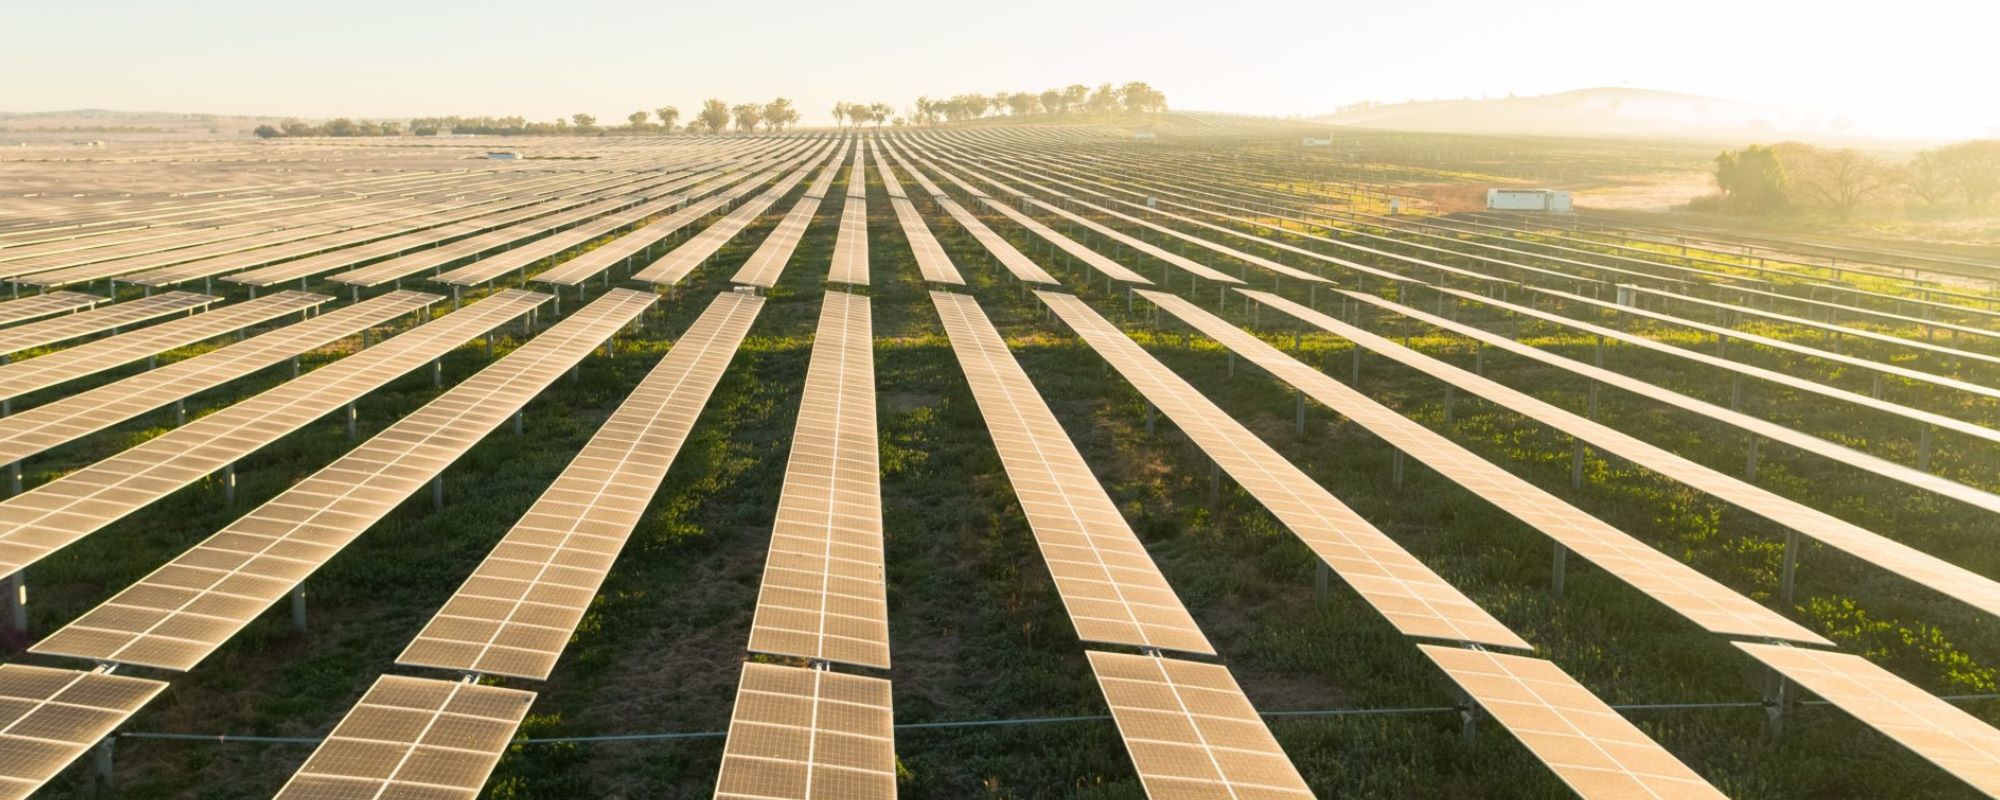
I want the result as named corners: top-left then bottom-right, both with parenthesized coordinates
top-left (1246, 289), bottom-right (2000, 625)
top-left (1038, 290), bottom-right (1529, 650)
top-left (0, 291), bottom-right (100, 327)
top-left (1144, 289), bottom-right (1826, 645)
top-left (4, 130), bottom-right (1997, 798)
top-left (0, 290), bottom-right (326, 400)
top-left (272, 675), bottom-right (536, 800)
top-left (0, 290), bottom-right (436, 466)
top-left (827, 140), bottom-right (871, 286)
top-left (31, 289), bottom-right (652, 671)
top-left (933, 291), bottom-right (1212, 655)
top-left (745, 291), bottom-right (890, 667)
top-left (400, 291), bottom-right (765, 679)
top-left (1345, 288), bottom-right (2000, 517)
top-left (0, 291), bottom-right (215, 357)
top-left (0, 290), bottom-right (547, 582)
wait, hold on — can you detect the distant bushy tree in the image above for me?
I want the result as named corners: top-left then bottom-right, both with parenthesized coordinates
top-left (697, 99), bottom-right (730, 134)
top-left (1715, 145), bottom-right (1788, 214)
top-left (654, 106), bottom-right (679, 132)
top-left (1936, 140), bottom-right (2000, 205)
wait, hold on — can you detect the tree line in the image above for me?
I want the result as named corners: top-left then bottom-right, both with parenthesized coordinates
top-left (1709, 139), bottom-right (2000, 219)
top-left (250, 82), bottom-right (1166, 139)
top-left (832, 82), bottom-right (1168, 127)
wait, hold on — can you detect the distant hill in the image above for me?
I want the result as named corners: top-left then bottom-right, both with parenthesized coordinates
top-left (1313, 88), bottom-right (1853, 141)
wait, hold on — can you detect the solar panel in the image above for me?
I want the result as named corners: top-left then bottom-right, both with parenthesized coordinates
top-left (714, 663), bottom-right (897, 800)
top-left (528, 171), bottom-right (753, 287)
top-left (435, 195), bottom-right (690, 287)
top-left (0, 664), bottom-right (167, 800)
top-left (888, 198), bottom-right (963, 286)
top-left (732, 164), bottom-right (832, 288)
top-left (971, 189), bottom-right (1149, 285)
top-left (31, 289), bottom-right (652, 671)
top-left (399, 291), bottom-right (764, 679)
top-left (0, 291), bottom-right (437, 467)
top-left (1431, 285), bottom-right (2000, 449)
top-left (1621, 283), bottom-right (2000, 369)
top-left (1534, 286), bottom-right (2000, 405)
top-left (1345, 289), bottom-right (2000, 518)
top-left (0, 291), bottom-right (100, 328)
top-left (272, 676), bottom-right (535, 800)
top-left (1144, 289), bottom-right (1825, 644)
top-left (1037, 290), bottom-right (1527, 650)
top-left (974, 149), bottom-right (1338, 286)
top-left (0, 290), bottom-right (327, 401)
top-left (0, 291), bottom-right (215, 358)
top-left (1087, 650), bottom-right (1315, 800)
top-left (1247, 289), bottom-right (2000, 628)
top-left (1736, 643), bottom-right (2000, 797)
top-left (632, 146), bottom-right (833, 286)
top-left (955, 163), bottom-right (1246, 286)
top-left (742, 292), bottom-right (890, 667)
top-left (0, 290), bottom-right (547, 585)
top-left (934, 291), bottom-right (1212, 655)
top-left (828, 196), bottom-right (870, 287)
top-left (1418, 645), bottom-right (1727, 800)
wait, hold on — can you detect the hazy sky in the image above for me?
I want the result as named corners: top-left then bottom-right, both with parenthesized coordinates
top-left (6, 0), bottom-right (1991, 139)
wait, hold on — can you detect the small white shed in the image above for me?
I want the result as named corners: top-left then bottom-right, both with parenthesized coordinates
top-left (1486, 189), bottom-right (1572, 212)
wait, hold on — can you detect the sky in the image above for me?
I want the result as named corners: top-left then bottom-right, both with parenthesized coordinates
top-left (5, 0), bottom-right (1993, 140)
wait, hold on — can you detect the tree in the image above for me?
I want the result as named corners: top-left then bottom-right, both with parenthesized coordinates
top-left (571, 113), bottom-right (596, 132)
top-left (281, 119), bottom-right (316, 137)
top-left (732, 103), bottom-right (762, 133)
top-left (1936, 140), bottom-right (2000, 205)
top-left (1086, 83), bottom-right (1121, 114)
top-left (1906, 149), bottom-right (1953, 206)
top-left (868, 102), bottom-right (893, 127)
top-left (1005, 92), bottom-right (1040, 116)
top-left (1779, 143), bottom-right (1892, 220)
top-left (627, 111), bottom-right (650, 129)
top-left (1062, 84), bottom-right (1089, 113)
top-left (911, 97), bottom-right (936, 126)
top-left (1039, 89), bottom-right (1063, 116)
top-left (1714, 145), bottom-right (1788, 214)
top-left (1120, 81), bottom-right (1167, 113)
top-left (763, 98), bottom-right (798, 131)
top-left (698, 99), bottom-right (730, 135)
top-left (253, 124), bottom-right (280, 139)
top-left (655, 106), bottom-right (679, 132)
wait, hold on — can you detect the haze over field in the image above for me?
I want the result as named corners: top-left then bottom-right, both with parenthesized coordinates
top-left (4, 0), bottom-right (1992, 139)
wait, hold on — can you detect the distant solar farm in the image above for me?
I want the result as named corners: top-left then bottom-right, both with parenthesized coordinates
top-left (0, 121), bottom-right (1996, 799)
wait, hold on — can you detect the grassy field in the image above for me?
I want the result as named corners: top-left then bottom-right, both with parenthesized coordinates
top-left (12, 133), bottom-right (2000, 799)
